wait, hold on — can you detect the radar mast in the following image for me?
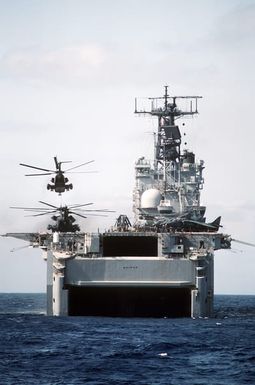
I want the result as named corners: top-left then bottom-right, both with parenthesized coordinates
top-left (134, 86), bottom-right (204, 227)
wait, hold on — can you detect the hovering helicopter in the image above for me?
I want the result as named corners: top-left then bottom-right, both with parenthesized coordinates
top-left (20, 157), bottom-right (95, 194)
top-left (10, 201), bottom-right (115, 233)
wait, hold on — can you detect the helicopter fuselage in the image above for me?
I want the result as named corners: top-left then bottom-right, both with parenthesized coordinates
top-left (47, 211), bottom-right (80, 232)
top-left (47, 173), bottom-right (73, 193)
top-left (20, 157), bottom-right (94, 194)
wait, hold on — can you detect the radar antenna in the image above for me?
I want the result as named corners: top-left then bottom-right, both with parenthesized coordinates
top-left (135, 86), bottom-right (202, 164)
top-left (133, 86), bottom-right (204, 225)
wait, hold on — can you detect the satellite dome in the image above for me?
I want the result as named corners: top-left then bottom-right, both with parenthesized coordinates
top-left (141, 188), bottom-right (162, 209)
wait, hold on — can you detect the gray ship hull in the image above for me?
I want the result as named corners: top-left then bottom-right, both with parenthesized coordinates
top-left (3, 87), bottom-right (233, 318)
top-left (46, 230), bottom-right (229, 317)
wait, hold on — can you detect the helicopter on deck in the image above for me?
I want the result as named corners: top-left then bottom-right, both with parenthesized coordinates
top-left (10, 201), bottom-right (115, 233)
top-left (20, 157), bottom-right (95, 194)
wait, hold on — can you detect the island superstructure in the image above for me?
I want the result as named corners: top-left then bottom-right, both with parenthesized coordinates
top-left (134, 87), bottom-right (206, 229)
top-left (3, 87), bottom-right (231, 317)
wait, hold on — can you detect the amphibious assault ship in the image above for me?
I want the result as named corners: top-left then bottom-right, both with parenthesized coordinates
top-left (4, 87), bottom-right (232, 317)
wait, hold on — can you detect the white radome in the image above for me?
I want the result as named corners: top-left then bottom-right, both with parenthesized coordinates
top-left (140, 188), bottom-right (162, 208)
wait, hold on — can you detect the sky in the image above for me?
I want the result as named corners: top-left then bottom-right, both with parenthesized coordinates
top-left (0, 0), bottom-right (254, 294)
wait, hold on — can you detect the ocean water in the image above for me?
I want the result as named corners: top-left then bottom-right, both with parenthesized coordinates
top-left (0, 294), bottom-right (254, 385)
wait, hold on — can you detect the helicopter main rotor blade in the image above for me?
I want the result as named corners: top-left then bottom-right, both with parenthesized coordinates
top-left (25, 172), bottom-right (54, 176)
top-left (68, 203), bottom-right (93, 209)
top-left (76, 209), bottom-right (115, 213)
top-left (91, 214), bottom-right (108, 217)
top-left (10, 206), bottom-right (53, 211)
top-left (231, 239), bottom-right (255, 248)
top-left (38, 201), bottom-right (59, 209)
top-left (26, 210), bottom-right (57, 217)
top-left (69, 211), bottom-right (87, 219)
top-left (82, 213), bottom-right (108, 217)
top-left (23, 208), bottom-right (57, 212)
top-left (10, 206), bottom-right (55, 211)
top-left (65, 160), bottom-right (95, 172)
top-left (64, 171), bottom-right (98, 174)
top-left (70, 209), bottom-right (109, 217)
top-left (20, 163), bottom-right (55, 173)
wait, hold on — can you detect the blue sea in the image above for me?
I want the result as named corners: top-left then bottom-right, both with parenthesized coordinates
top-left (0, 294), bottom-right (254, 385)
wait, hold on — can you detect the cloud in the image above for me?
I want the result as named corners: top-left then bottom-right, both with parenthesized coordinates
top-left (0, 42), bottom-right (143, 88)
top-left (0, 38), bottom-right (216, 90)
top-left (0, 43), bottom-right (106, 83)
top-left (220, 4), bottom-right (255, 44)
top-left (0, 42), bottom-right (159, 89)
top-left (152, 3), bottom-right (255, 82)
top-left (205, 3), bottom-right (255, 53)
top-left (0, 4), bottom-right (254, 98)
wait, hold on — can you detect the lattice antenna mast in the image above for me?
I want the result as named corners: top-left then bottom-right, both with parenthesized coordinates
top-left (135, 86), bottom-right (202, 163)
top-left (134, 86), bottom-right (202, 202)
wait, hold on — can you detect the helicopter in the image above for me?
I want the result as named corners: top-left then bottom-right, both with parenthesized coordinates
top-left (10, 201), bottom-right (115, 233)
top-left (20, 157), bottom-right (95, 194)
